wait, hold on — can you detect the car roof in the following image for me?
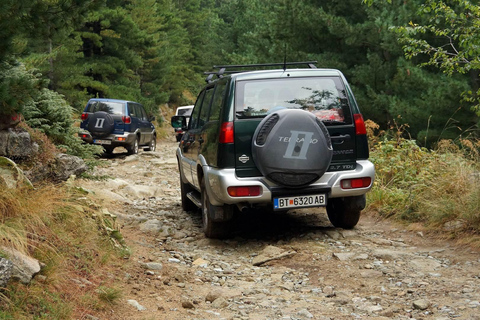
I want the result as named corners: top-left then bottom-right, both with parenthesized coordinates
top-left (88, 98), bottom-right (135, 104)
top-left (230, 68), bottom-right (344, 82)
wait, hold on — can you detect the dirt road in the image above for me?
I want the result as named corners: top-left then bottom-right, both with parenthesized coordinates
top-left (77, 140), bottom-right (480, 320)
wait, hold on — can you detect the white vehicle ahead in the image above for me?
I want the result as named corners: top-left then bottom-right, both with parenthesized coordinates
top-left (174, 105), bottom-right (194, 141)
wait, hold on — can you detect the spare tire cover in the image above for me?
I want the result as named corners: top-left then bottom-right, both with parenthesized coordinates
top-left (252, 109), bottom-right (333, 188)
top-left (87, 111), bottom-right (115, 138)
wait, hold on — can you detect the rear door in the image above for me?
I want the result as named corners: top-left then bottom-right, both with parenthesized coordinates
top-left (137, 104), bottom-right (153, 144)
top-left (233, 76), bottom-right (358, 178)
top-left (127, 102), bottom-right (141, 137)
top-left (85, 100), bottom-right (126, 135)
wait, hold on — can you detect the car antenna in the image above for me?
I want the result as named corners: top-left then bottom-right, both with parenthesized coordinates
top-left (283, 43), bottom-right (287, 71)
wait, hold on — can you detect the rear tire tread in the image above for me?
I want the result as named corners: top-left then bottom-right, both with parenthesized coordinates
top-left (145, 135), bottom-right (156, 152)
top-left (201, 178), bottom-right (233, 239)
top-left (127, 137), bottom-right (139, 155)
top-left (326, 196), bottom-right (364, 229)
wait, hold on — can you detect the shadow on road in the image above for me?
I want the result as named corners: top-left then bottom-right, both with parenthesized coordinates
top-left (189, 207), bottom-right (336, 242)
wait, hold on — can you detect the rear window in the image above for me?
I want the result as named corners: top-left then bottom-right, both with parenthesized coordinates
top-left (86, 101), bottom-right (124, 115)
top-left (235, 77), bottom-right (352, 125)
top-left (176, 107), bottom-right (193, 117)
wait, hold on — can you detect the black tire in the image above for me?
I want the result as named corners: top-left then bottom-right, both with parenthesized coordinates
top-left (87, 111), bottom-right (115, 138)
top-left (200, 178), bottom-right (233, 239)
top-left (104, 146), bottom-right (114, 154)
top-left (145, 135), bottom-right (156, 151)
top-left (176, 134), bottom-right (182, 142)
top-left (127, 136), bottom-right (139, 155)
top-left (179, 163), bottom-right (196, 212)
top-left (326, 195), bottom-right (366, 229)
top-left (252, 109), bottom-right (333, 187)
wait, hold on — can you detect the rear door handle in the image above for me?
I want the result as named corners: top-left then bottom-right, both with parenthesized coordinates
top-left (330, 134), bottom-right (351, 144)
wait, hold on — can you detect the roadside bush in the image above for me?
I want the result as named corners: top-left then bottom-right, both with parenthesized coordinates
top-left (22, 88), bottom-right (103, 159)
top-left (0, 58), bottom-right (102, 159)
top-left (367, 124), bottom-right (480, 239)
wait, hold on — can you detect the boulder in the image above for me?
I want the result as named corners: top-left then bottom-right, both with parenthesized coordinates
top-left (0, 156), bottom-right (34, 189)
top-left (1, 247), bottom-right (41, 284)
top-left (0, 129), bottom-right (38, 158)
top-left (7, 130), bottom-right (38, 157)
top-left (0, 258), bottom-right (14, 287)
top-left (52, 153), bottom-right (88, 181)
top-left (123, 184), bottom-right (162, 198)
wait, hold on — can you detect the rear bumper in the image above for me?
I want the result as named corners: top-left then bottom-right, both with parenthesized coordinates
top-left (204, 160), bottom-right (375, 206)
top-left (78, 131), bottom-right (137, 147)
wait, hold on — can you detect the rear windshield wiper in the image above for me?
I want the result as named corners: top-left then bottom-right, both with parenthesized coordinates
top-left (321, 120), bottom-right (345, 125)
top-left (236, 111), bottom-right (266, 119)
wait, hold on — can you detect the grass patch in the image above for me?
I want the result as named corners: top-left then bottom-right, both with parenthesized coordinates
top-left (367, 126), bottom-right (480, 242)
top-left (0, 183), bottom-right (129, 319)
top-left (96, 286), bottom-right (123, 304)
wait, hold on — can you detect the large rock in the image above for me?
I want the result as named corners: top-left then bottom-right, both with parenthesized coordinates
top-left (8, 130), bottom-right (38, 157)
top-left (1, 247), bottom-right (41, 284)
top-left (25, 153), bottom-right (88, 183)
top-left (123, 184), bottom-right (162, 198)
top-left (0, 129), bottom-right (38, 158)
top-left (52, 153), bottom-right (88, 181)
top-left (0, 157), bottom-right (34, 189)
top-left (0, 258), bottom-right (14, 287)
top-left (139, 219), bottom-right (163, 233)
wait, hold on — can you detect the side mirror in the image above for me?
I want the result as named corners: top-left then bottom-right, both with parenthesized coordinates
top-left (149, 115), bottom-right (156, 122)
top-left (171, 115), bottom-right (187, 129)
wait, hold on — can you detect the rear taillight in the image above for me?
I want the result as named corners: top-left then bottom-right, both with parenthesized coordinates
top-left (122, 116), bottom-right (131, 124)
top-left (354, 114), bottom-right (367, 135)
top-left (227, 186), bottom-right (261, 197)
top-left (80, 133), bottom-right (89, 138)
top-left (341, 177), bottom-right (371, 189)
top-left (219, 122), bottom-right (234, 144)
top-left (81, 113), bottom-right (88, 120)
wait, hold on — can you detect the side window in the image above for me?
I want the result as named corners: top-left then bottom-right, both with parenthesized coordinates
top-left (209, 81), bottom-right (227, 121)
top-left (189, 91), bottom-right (205, 130)
top-left (134, 105), bottom-right (141, 119)
top-left (138, 104), bottom-right (147, 120)
top-left (128, 103), bottom-right (137, 118)
top-left (198, 87), bottom-right (214, 127)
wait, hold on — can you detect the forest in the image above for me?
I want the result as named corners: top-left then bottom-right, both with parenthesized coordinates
top-left (1, 0), bottom-right (479, 153)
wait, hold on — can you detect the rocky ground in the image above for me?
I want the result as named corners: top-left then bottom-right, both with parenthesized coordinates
top-left (76, 139), bottom-right (480, 320)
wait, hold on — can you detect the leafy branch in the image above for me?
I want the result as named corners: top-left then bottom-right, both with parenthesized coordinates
top-left (366, 0), bottom-right (480, 115)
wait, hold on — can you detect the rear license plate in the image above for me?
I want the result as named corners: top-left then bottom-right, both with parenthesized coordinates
top-left (93, 139), bottom-right (111, 145)
top-left (274, 194), bottom-right (326, 210)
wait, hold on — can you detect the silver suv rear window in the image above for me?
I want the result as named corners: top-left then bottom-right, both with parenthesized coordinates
top-left (86, 101), bottom-right (124, 115)
top-left (235, 77), bottom-right (352, 125)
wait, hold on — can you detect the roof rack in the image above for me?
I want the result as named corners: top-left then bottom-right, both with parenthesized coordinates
top-left (204, 61), bottom-right (317, 83)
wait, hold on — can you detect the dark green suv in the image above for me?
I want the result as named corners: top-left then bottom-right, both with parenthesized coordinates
top-left (171, 62), bottom-right (375, 238)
